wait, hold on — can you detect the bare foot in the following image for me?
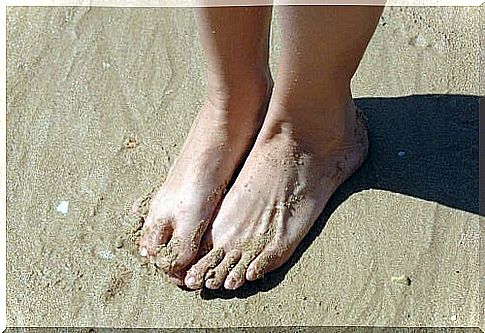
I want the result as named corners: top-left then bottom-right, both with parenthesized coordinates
top-left (136, 79), bottom-right (272, 284)
top-left (184, 102), bottom-right (368, 290)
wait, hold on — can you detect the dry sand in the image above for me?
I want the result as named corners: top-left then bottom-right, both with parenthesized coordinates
top-left (6, 5), bottom-right (482, 328)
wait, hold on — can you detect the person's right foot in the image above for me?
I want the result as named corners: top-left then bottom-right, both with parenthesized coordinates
top-left (135, 76), bottom-right (272, 285)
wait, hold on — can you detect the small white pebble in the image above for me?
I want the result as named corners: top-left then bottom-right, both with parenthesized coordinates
top-left (56, 201), bottom-right (69, 214)
top-left (450, 314), bottom-right (457, 321)
top-left (434, 39), bottom-right (447, 53)
top-left (391, 274), bottom-right (411, 286)
top-left (97, 250), bottom-right (115, 260)
top-left (415, 34), bottom-right (428, 47)
top-left (140, 247), bottom-right (148, 257)
top-left (409, 34), bottom-right (428, 48)
top-left (398, 151), bottom-right (406, 157)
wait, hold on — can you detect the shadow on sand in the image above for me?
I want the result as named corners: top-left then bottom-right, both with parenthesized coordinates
top-left (198, 94), bottom-right (479, 300)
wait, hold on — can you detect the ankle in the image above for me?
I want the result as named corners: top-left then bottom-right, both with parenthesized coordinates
top-left (205, 69), bottom-right (273, 112)
top-left (263, 99), bottom-right (361, 154)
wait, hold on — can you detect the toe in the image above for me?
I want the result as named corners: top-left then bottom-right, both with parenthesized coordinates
top-left (185, 248), bottom-right (225, 289)
top-left (205, 250), bottom-right (241, 290)
top-left (158, 220), bottom-right (211, 273)
top-left (224, 251), bottom-right (256, 290)
top-left (157, 236), bottom-right (195, 273)
top-left (139, 217), bottom-right (173, 258)
top-left (246, 244), bottom-right (292, 282)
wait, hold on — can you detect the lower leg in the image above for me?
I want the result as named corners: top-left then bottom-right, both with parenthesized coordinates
top-left (196, 6), bottom-right (273, 113)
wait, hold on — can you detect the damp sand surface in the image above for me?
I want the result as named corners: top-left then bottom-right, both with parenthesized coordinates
top-left (6, 6), bottom-right (481, 328)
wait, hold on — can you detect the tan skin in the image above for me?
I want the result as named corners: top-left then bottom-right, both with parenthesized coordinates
top-left (136, 5), bottom-right (384, 289)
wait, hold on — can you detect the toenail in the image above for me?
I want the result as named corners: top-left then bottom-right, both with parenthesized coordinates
top-left (140, 247), bottom-right (148, 257)
top-left (247, 267), bottom-right (254, 279)
top-left (186, 276), bottom-right (196, 286)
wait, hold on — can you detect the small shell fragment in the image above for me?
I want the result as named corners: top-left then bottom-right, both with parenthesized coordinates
top-left (391, 274), bottom-right (411, 286)
top-left (97, 250), bottom-right (115, 260)
top-left (115, 237), bottom-right (124, 249)
top-left (124, 136), bottom-right (138, 149)
top-left (56, 201), bottom-right (69, 215)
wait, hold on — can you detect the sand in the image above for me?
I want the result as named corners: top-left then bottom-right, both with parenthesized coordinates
top-left (6, 5), bottom-right (482, 329)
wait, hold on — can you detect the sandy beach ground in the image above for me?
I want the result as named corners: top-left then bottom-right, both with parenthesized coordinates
top-left (6, 5), bottom-right (482, 328)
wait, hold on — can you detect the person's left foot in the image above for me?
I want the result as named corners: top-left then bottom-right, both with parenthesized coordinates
top-left (184, 102), bottom-right (369, 290)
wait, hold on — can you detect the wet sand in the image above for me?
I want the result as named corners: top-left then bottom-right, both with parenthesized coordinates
top-left (6, 6), bottom-right (481, 328)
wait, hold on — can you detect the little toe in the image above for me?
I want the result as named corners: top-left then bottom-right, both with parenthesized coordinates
top-left (158, 217), bottom-right (213, 274)
top-left (246, 245), bottom-right (292, 282)
top-left (185, 248), bottom-right (225, 289)
top-left (139, 217), bottom-right (173, 258)
top-left (224, 252), bottom-right (256, 290)
top-left (205, 250), bottom-right (241, 290)
top-left (157, 237), bottom-right (197, 274)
